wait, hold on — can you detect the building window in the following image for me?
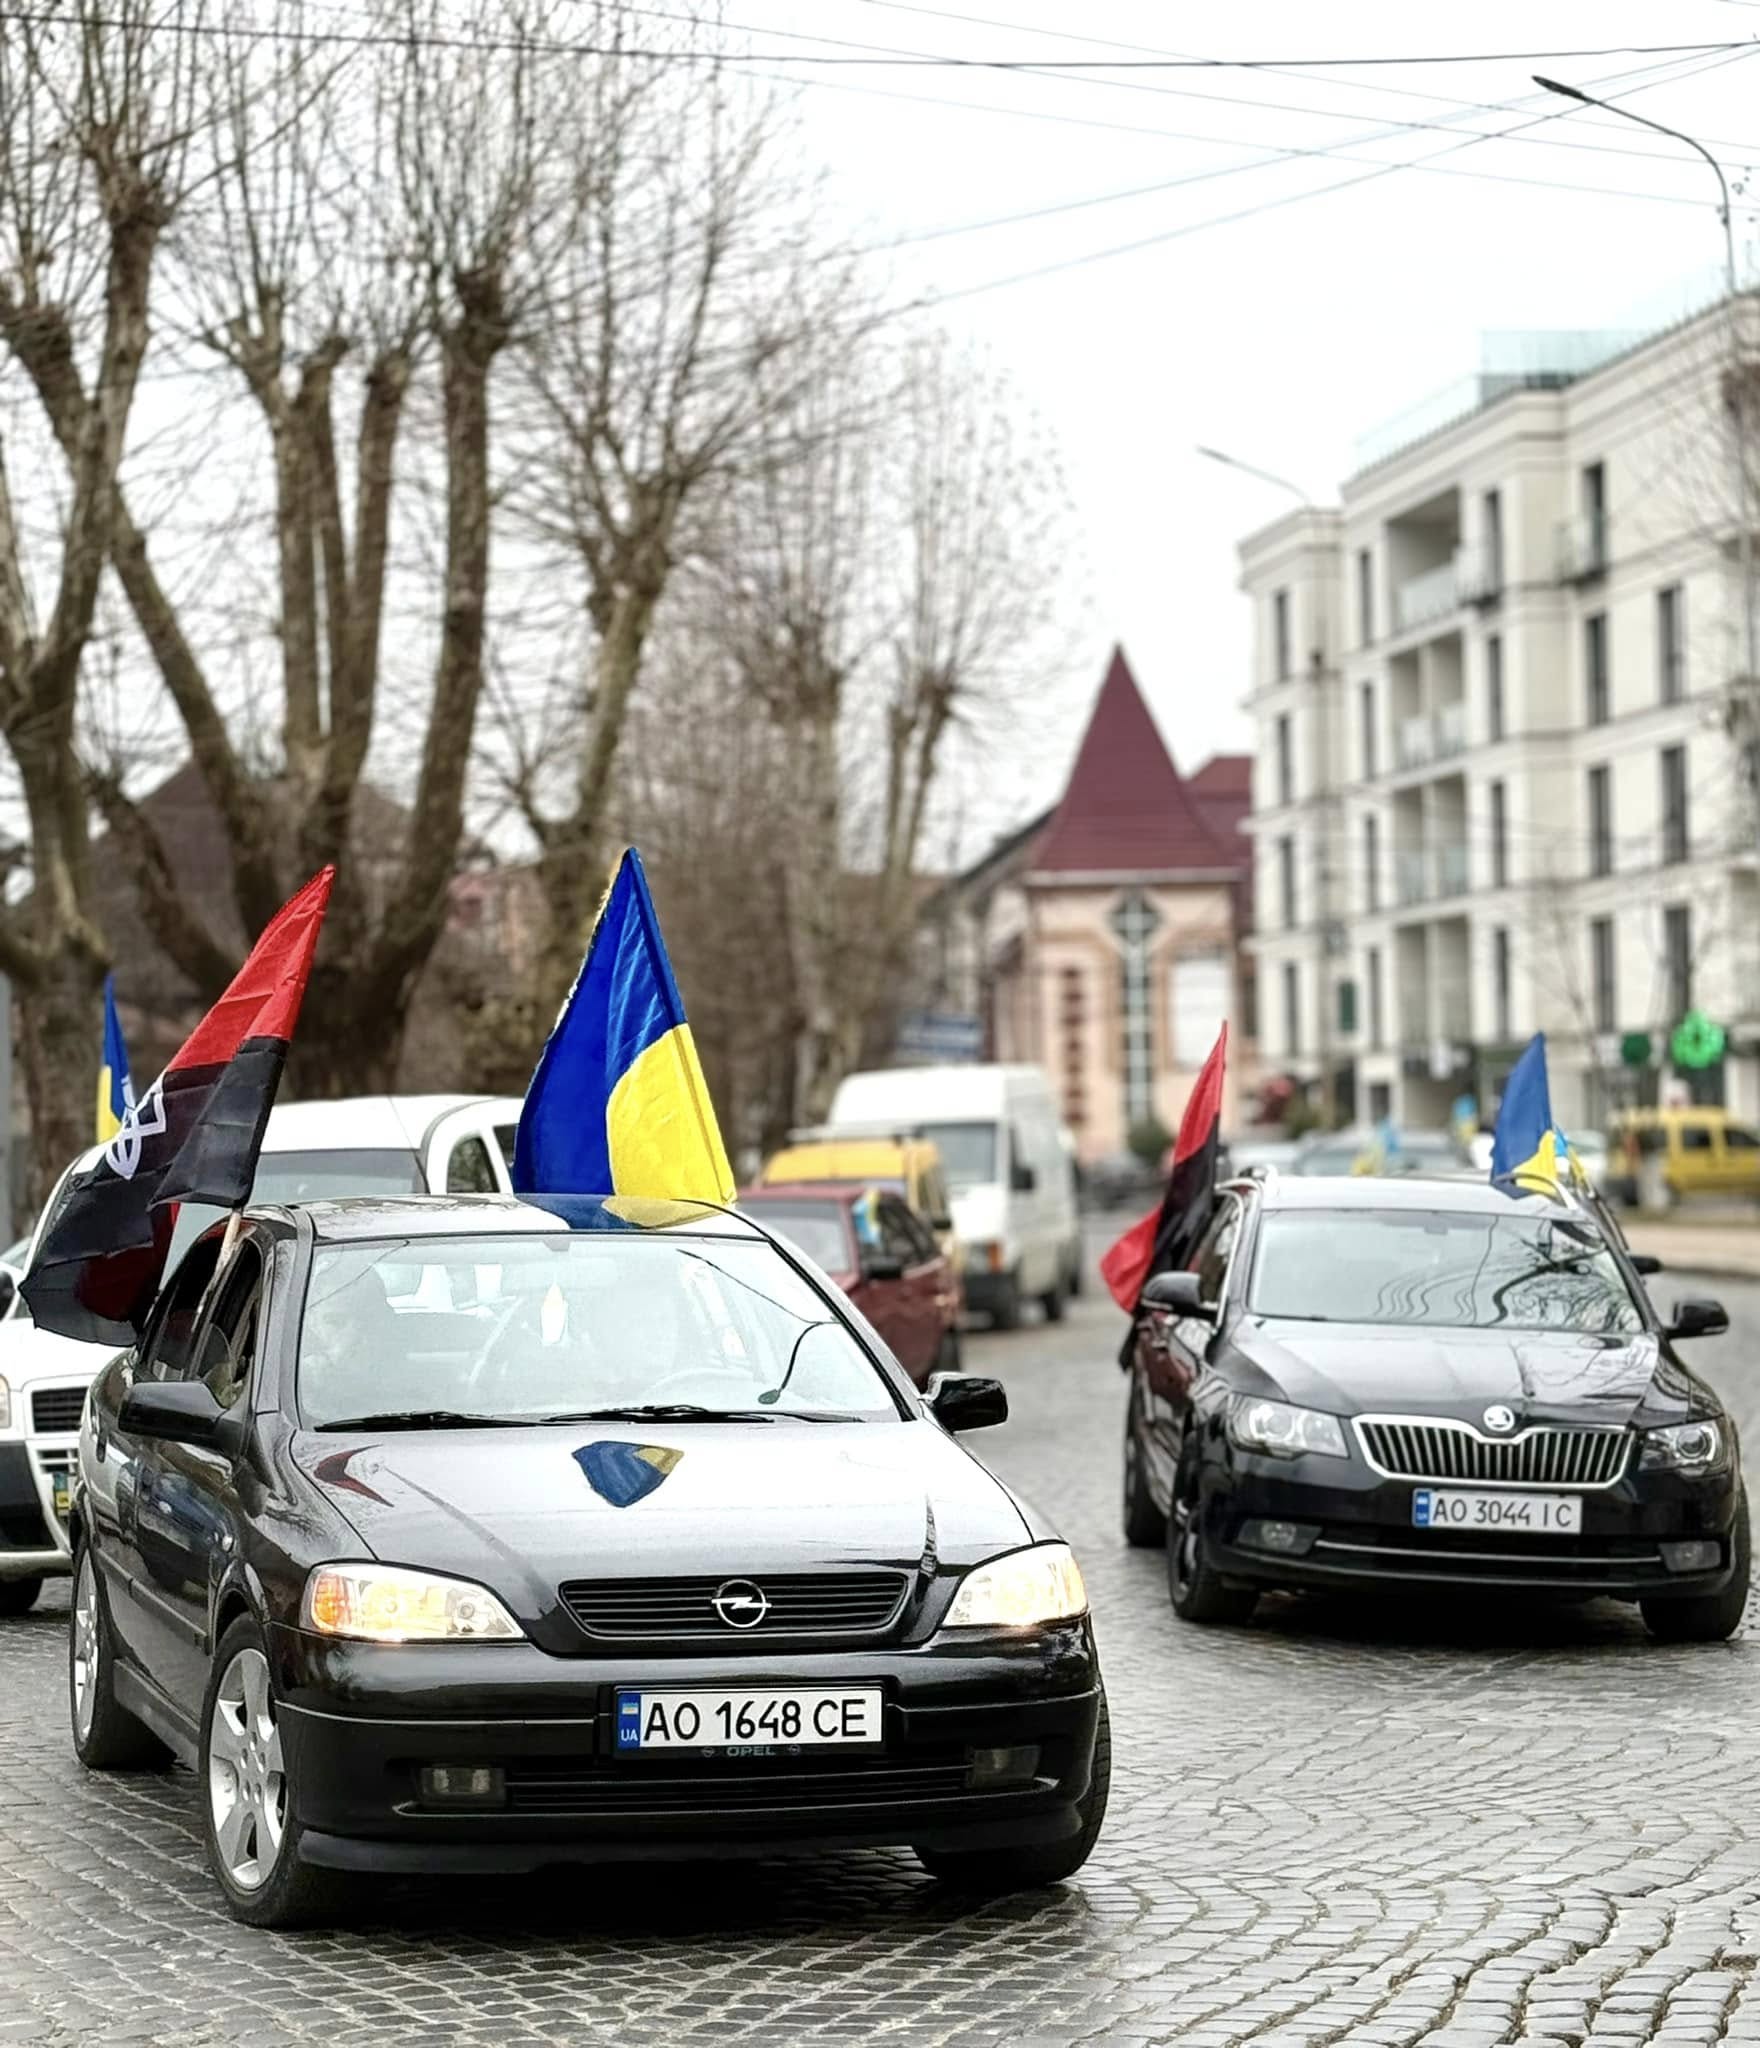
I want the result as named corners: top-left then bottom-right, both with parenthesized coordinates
top-left (1486, 634), bottom-right (1504, 741)
top-left (1282, 960), bottom-right (1300, 1056)
top-left (1664, 902), bottom-right (1692, 1020)
top-left (1483, 487), bottom-right (1504, 591)
top-left (1273, 588), bottom-right (1291, 682)
top-left (1584, 460), bottom-right (1607, 566)
top-left (1109, 892), bottom-right (1162, 1130)
top-left (1275, 713), bottom-right (1293, 806)
top-left (1171, 950), bottom-right (1229, 1069)
top-left (1363, 813), bottom-right (1379, 912)
top-left (1585, 611), bottom-right (1609, 726)
top-left (1337, 978), bottom-right (1358, 1036)
top-left (1368, 1079), bottom-right (1392, 1121)
top-left (1588, 764), bottom-right (1613, 877)
top-left (1658, 584), bottom-right (1685, 703)
top-left (1590, 916), bottom-right (1616, 1034)
top-left (1357, 549), bottom-right (1373, 646)
top-left (1059, 966), bottom-right (1086, 1130)
top-left (1278, 835), bottom-right (1296, 928)
top-left (1661, 744), bottom-right (1689, 864)
top-left (1359, 681), bottom-right (1376, 778)
top-left (1493, 927), bottom-right (1511, 1043)
top-left (1489, 780), bottom-right (1507, 888)
top-left (1367, 946), bottom-right (1384, 1049)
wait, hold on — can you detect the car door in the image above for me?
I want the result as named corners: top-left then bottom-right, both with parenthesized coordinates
top-left (1674, 1117), bottom-right (1716, 1197)
top-left (1723, 1120), bottom-right (1760, 1197)
top-left (867, 1196), bottom-right (937, 1382)
top-left (1139, 1196), bottom-right (1241, 1504)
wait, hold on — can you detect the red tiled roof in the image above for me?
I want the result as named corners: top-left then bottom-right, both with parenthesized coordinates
top-left (1190, 752), bottom-right (1252, 857)
top-left (1030, 648), bottom-right (1236, 877)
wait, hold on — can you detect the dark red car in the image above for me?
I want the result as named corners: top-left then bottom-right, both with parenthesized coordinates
top-left (739, 1182), bottom-right (962, 1386)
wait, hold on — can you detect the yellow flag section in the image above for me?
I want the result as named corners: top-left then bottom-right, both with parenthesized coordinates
top-left (512, 848), bottom-right (736, 1203)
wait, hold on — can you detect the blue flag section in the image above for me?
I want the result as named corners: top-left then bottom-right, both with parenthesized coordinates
top-left (1490, 1034), bottom-right (1570, 1195)
top-left (97, 974), bottom-right (134, 1144)
top-left (513, 848), bottom-right (735, 1203)
top-left (575, 1441), bottom-right (684, 1509)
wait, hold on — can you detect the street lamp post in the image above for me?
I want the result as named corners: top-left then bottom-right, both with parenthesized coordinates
top-left (1199, 444), bottom-right (1340, 1128)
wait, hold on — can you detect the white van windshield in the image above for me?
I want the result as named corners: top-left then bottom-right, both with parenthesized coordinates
top-left (918, 1122), bottom-right (999, 1191)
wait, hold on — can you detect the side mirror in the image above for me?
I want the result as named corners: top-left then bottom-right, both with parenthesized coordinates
top-left (1010, 1161), bottom-right (1036, 1193)
top-left (1141, 1270), bottom-right (1211, 1320)
top-left (861, 1254), bottom-right (905, 1283)
top-left (1668, 1298), bottom-right (1729, 1341)
top-left (0, 1261), bottom-right (21, 1320)
top-left (1630, 1253), bottom-right (1664, 1277)
top-left (930, 1213), bottom-right (953, 1233)
top-left (118, 1380), bottom-right (246, 1455)
top-left (926, 1371), bottom-right (1008, 1432)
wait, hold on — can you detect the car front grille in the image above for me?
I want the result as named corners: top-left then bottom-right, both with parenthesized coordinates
top-left (1355, 1416), bottom-right (1630, 1489)
top-left (559, 1571), bottom-right (910, 1647)
top-left (30, 1387), bottom-right (86, 1434)
top-left (501, 1755), bottom-right (997, 1816)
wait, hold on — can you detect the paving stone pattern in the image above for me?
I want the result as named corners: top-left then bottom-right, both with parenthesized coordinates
top-left (4, 1251), bottom-right (1760, 2046)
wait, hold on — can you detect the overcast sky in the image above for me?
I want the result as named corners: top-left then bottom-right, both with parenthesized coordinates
top-left (738, 0), bottom-right (1760, 809)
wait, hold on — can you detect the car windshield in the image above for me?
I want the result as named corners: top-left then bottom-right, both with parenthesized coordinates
top-left (1250, 1209), bottom-right (1644, 1335)
top-left (168, 1148), bottom-right (425, 1268)
top-left (917, 1121), bottom-right (998, 1190)
top-left (743, 1202), bottom-right (850, 1275)
top-left (297, 1231), bottom-right (899, 1426)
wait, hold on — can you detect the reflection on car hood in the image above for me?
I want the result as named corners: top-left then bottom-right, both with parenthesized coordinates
top-left (1235, 1317), bottom-right (1698, 1427)
top-left (295, 1419), bottom-right (1032, 1606)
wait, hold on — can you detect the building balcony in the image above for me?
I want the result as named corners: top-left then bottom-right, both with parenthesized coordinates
top-left (1393, 560), bottom-right (1460, 634)
top-left (1435, 700), bottom-right (1468, 758)
top-left (1395, 850), bottom-right (1428, 905)
top-left (1436, 842), bottom-right (1470, 897)
top-left (1454, 541), bottom-right (1503, 606)
top-left (1393, 843), bottom-right (1470, 906)
top-left (1396, 713), bottom-right (1433, 769)
top-left (1556, 512), bottom-right (1608, 583)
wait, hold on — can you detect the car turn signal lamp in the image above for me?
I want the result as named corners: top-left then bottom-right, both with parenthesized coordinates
top-left (302, 1564), bottom-right (523, 1643)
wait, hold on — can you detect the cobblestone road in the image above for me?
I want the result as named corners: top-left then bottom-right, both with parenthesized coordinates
top-left (5, 1244), bottom-right (1760, 2047)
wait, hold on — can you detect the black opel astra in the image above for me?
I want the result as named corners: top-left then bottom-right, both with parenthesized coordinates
top-left (1122, 1173), bottom-right (1747, 1637)
top-left (69, 1195), bottom-right (1106, 1926)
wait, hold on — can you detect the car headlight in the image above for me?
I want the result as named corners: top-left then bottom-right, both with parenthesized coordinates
top-left (943, 1542), bottom-right (1088, 1629)
top-left (964, 1240), bottom-right (1005, 1275)
top-left (1640, 1419), bottom-right (1728, 1471)
top-left (0, 1376), bottom-right (9, 1431)
top-left (301, 1564), bottom-right (524, 1642)
top-left (1228, 1394), bottom-right (1349, 1460)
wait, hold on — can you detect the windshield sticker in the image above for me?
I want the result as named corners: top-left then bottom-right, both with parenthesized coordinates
top-left (576, 1440), bottom-right (683, 1507)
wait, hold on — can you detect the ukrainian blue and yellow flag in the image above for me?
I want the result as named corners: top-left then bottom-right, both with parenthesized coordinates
top-left (96, 974), bottom-right (134, 1144)
top-left (512, 849), bottom-right (734, 1202)
top-left (1490, 1034), bottom-right (1570, 1195)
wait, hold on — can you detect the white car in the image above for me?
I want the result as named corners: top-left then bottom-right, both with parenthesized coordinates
top-left (0, 1093), bottom-right (522, 1615)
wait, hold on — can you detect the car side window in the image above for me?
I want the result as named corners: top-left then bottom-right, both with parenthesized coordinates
top-left (1192, 1200), bottom-right (1240, 1308)
top-left (878, 1197), bottom-right (925, 1266)
top-left (1727, 1125), bottom-right (1760, 1151)
top-left (494, 1123), bottom-right (518, 1172)
top-left (135, 1240), bottom-right (225, 1384)
top-left (446, 1135), bottom-right (499, 1193)
top-left (923, 1166), bottom-right (950, 1225)
top-left (1680, 1124), bottom-right (1714, 1153)
top-left (893, 1201), bottom-right (940, 1265)
top-left (191, 1242), bottom-right (266, 1411)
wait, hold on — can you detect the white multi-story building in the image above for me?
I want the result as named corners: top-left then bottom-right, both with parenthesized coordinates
top-left (1241, 300), bottom-right (1760, 1133)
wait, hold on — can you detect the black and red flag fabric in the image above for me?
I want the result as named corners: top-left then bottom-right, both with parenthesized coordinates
top-left (1099, 1022), bottom-right (1227, 1347)
top-left (23, 867), bottom-right (335, 1346)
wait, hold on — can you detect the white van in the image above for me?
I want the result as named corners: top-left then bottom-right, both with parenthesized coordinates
top-left (827, 1065), bottom-right (1081, 1330)
top-left (0, 1093), bottom-right (522, 1615)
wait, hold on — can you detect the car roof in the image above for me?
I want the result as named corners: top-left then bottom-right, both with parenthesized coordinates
top-left (741, 1181), bottom-right (862, 1208)
top-left (261, 1095), bottom-right (517, 1153)
top-left (1243, 1173), bottom-right (1576, 1220)
top-left (274, 1193), bottom-right (766, 1243)
top-left (765, 1140), bottom-right (917, 1173)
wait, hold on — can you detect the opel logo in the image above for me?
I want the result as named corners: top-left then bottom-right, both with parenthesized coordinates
top-left (1482, 1405), bottom-right (1517, 1436)
top-left (712, 1579), bottom-right (770, 1630)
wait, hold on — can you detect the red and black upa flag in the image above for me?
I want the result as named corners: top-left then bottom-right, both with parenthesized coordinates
top-left (23, 868), bottom-right (335, 1346)
top-left (1100, 1023), bottom-right (1227, 1353)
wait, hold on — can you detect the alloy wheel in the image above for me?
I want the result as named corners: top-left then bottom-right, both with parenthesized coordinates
top-left (70, 1553), bottom-right (99, 1745)
top-left (208, 1648), bottom-right (287, 1891)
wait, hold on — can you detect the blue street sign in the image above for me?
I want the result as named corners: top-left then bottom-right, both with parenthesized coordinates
top-left (895, 1011), bottom-right (983, 1063)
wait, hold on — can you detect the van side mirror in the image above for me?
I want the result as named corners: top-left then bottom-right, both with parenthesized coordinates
top-left (118, 1380), bottom-right (247, 1456)
top-left (1140, 1271), bottom-right (1211, 1320)
top-left (926, 1372), bottom-right (1008, 1432)
top-left (1630, 1252), bottom-right (1664, 1277)
top-left (1010, 1160), bottom-right (1036, 1193)
top-left (861, 1252), bottom-right (905, 1283)
top-left (0, 1261), bottom-right (21, 1320)
top-left (1667, 1298), bottom-right (1729, 1341)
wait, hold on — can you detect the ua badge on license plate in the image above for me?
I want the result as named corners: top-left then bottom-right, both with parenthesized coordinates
top-left (1413, 1488), bottom-right (1582, 1533)
top-left (615, 1686), bottom-right (883, 1753)
top-left (50, 1472), bottom-right (71, 1521)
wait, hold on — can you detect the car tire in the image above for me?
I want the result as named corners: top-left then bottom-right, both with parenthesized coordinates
top-left (200, 1614), bottom-right (350, 1929)
top-left (68, 1545), bottom-right (170, 1771)
top-left (1642, 1489), bottom-right (1751, 1643)
top-left (1039, 1280), bottom-right (1067, 1323)
top-left (1067, 1255), bottom-right (1083, 1300)
top-left (916, 1692), bottom-right (1110, 1892)
top-left (1168, 1495), bottom-right (1257, 1626)
top-left (0, 1574), bottom-right (42, 1617)
top-left (991, 1272), bottom-right (1022, 1332)
top-left (1122, 1395), bottom-right (1166, 1549)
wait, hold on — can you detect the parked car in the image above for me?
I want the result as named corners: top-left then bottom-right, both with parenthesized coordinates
top-left (68, 1193), bottom-right (1106, 1924)
top-left (757, 1133), bottom-right (960, 1270)
top-left (1606, 1107), bottom-right (1760, 1206)
top-left (827, 1065), bottom-right (1081, 1330)
top-left (740, 1182), bottom-right (962, 1383)
top-left (1120, 1173), bottom-right (1745, 1640)
top-left (0, 1093), bottom-right (521, 1616)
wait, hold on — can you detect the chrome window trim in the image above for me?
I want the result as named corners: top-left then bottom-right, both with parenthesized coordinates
top-left (1353, 1412), bottom-right (1632, 1491)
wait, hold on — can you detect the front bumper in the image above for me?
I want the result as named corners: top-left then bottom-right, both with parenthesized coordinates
top-left (269, 1618), bottom-right (1101, 1873)
top-left (961, 1266), bottom-right (1015, 1316)
top-left (1200, 1447), bottom-right (1741, 1603)
top-left (0, 1438), bottom-right (75, 1580)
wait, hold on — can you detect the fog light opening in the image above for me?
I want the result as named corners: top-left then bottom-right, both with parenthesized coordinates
top-left (418, 1764), bottom-right (507, 1807)
top-left (1239, 1518), bottom-right (1320, 1557)
top-left (1660, 1538), bottom-right (1722, 1575)
top-left (965, 1743), bottom-right (1041, 1788)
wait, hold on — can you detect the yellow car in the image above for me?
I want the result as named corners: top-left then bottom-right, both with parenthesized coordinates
top-left (757, 1135), bottom-right (961, 1268)
top-left (1608, 1107), bottom-right (1760, 1205)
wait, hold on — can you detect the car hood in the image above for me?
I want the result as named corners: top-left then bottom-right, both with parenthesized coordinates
top-left (1233, 1316), bottom-right (1696, 1427)
top-left (0, 1316), bottom-right (115, 1397)
top-left (294, 1418), bottom-right (1032, 1617)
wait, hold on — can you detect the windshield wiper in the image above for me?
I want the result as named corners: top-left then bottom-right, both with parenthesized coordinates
top-left (314, 1409), bottom-right (525, 1432)
top-left (544, 1403), bottom-right (776, 1423)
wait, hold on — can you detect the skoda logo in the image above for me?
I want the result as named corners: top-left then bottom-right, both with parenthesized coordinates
top-left (1482, 1405), bottom-right (1518, 1436)
top-left (712, 1579), bottom-right (770, 1630)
